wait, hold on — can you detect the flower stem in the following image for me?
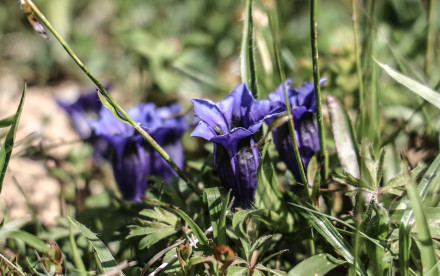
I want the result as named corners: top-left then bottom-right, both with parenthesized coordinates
top-left (24, 0), bottom-right (199, 194)
top-left (267, 2), bottom-right (310, 197)
top-left (310, 0), bottom-right (327, 181)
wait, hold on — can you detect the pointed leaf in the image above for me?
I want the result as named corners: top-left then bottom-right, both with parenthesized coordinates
top-left (376, 60), bottom-right (440, 110)
top-left (68, 217), bottom-right (120, 274)
top-left (0, 84), bottom-right (26, 193)
top-left (326, 95), bottom-right (360, 178)
top-left (288, 253), bottom-right (346, 276)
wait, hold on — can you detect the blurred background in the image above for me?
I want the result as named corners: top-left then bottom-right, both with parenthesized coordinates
top-left (0, 0), bottom-right (439, 224)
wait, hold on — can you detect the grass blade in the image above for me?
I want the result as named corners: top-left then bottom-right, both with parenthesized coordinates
top-left (376, 59), bottom-right (440, 110)
top-left (287, 192), bottom-right (367, 276)
top-left (288, 253), bottom-right (346, 276)
top-left (0, 115), bottom-right (16, 128)
top-left (402, 158), bottom-right (438, 274)
top-left (310, 0), bottom-right (328, 180)
top-left (68, 217), bottom-right (121, 274)
top-left (241, 0), bottom-right (257, 97)
top-left (0, 83), bottom-right (26, 193)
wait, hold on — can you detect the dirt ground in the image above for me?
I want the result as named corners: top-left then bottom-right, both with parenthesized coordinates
top-left (0, 73), bottom-right (84, 226)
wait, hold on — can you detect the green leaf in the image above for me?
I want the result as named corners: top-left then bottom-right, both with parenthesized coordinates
top-left (0, 215), bottom-right (31, 241)
top-left (232, 210), bottom-right (251, 260)
top-left (97, 90), bottom-right (130, 124)
top-left (139, 207), bottom-right (178, 226)
top-left (326, 95), bottom-right (360, 178)
top-left (0, 83), bottom-right (26, 193)
top-left (7, 230), bottom-right (49, 253)
top-left (0, 115), bottom-right (15, 128)
top-left (218, 190), bottom-right (230, 246)
top-left (68, 216), bottom-right (120, 274)
top-left (138, 228), bottom-right (178, 250)
top-left (142, 197), bottom-right (210, 249)
top-left (376, 59), bottom-right (440, 110)
top-left (288, 253), bottom-right (346, 276)
top-left (255, 141), bottom-right (283, 211)
top-left (204, 187), bottom-right (223, 244)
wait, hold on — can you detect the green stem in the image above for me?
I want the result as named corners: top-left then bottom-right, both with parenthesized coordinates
top-left (352, 0), bottom-right (364, 112)
top-left (426, 0), bottom-right (437, 78)
top-left (310, 0), bottom-right (327, 181)
top-left (25, 0), bottom-right (198, 194)
top-left (423, 0), bottom-right (437, 135)
top-left (267, 1), bottom-right (309, 196)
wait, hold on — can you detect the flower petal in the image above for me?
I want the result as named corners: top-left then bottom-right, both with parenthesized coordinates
top-left (192, 99), bottom-right (230, 135)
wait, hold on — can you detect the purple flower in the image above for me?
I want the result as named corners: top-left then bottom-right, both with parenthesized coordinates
top-left (89, 103), bottom-right (187, 201)
top-left (56, 89), bottom-right (104, 139)
top-left (191, 84), bottom-right (283, 208)
top-left (267, 79), bottom-right (325, 181)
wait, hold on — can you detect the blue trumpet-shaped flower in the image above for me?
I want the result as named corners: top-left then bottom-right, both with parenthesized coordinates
top-left (267, 79), bottom-right (325, 181)
top-left (191, 84), bottom-right (283, 208)
top-left (89, 103), bottom-right (187, 201)
top-left (56, 89), bottom-right (104, 139)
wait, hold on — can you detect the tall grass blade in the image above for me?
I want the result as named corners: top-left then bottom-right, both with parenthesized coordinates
top-left (0, 83), bottom-right (26, 193)
top-left (402, 158), bottom-right (438, 274)
top-left (241, 0), bottom-right (257, 97)
top-left (310, 0), bottom-right (328, 180)
top-left (68, 217), bottom-right (121, 274)
top-left (287, 192), bottom-right (367, 276)
top-left (376, 60), bottom-right (440, 110)
top-left (266, 1), bottom-right (309, 192)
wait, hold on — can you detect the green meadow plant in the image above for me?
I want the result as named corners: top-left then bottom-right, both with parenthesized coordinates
top-left (0, 0), bottom-right (439, 275)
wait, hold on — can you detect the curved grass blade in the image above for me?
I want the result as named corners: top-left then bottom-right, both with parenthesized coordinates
top-left (68, 217), bottom-right (121, 274)
top-left (0, 215), bottom-right (31, 241)
top-left (376, 59), bottom-right (440, 110)
top-left (0, 83), bottom-right (26, 193)
top-left (0, 115), bottom-right (15, 129)
top-left (288, 253), bottom-right (346, 276)
top-left (142, 197), bottom-right (209, 249)
top-left (7, 230), bottom-right (49, 253)
top-left (326, 95), bottom-right (360, 178)
top-left (287, 192), bottom-right (367, 276)
top-left (403, 158), bottom-right (438, 274)
top-left (399, 153), bottom-right (440, 274)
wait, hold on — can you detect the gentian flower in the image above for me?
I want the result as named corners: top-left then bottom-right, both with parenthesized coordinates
top-left (89, 103), bottom-right (187, 201)
top-left (56, 89), bottom-right (104, 139)
top-left (267, 79), bottom-right (325, 181)
top-left (191, 84), bottom-right (283, 208)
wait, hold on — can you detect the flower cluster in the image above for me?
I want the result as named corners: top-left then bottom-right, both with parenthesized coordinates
top-left (58, 89), bottom-right (187, 202)
top-left (191, 80), bottom-right (322, 207)
top-left (59, 78), bottom-right (322, 207)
